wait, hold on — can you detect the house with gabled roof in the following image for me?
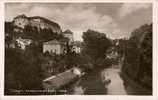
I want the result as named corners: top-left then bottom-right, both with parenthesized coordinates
top-left (43, 39), bottom-right (67, 55)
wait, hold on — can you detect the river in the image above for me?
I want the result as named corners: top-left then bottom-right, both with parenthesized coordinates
top-left (62, 64), bottom-right (127, 95)
top-left (62, 64), bottom-right (151, 95)
top-left (102, 66), bottom-right (127, 95)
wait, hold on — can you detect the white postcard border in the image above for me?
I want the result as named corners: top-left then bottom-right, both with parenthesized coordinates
top-left (0, 0), bottom-right (157, 100)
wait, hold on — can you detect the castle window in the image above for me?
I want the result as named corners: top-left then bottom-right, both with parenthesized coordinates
top-left (19, 22), bottom-right (21, 25)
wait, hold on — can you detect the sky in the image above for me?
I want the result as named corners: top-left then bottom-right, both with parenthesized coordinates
top-left (5, 3), bottom-right (152, 41)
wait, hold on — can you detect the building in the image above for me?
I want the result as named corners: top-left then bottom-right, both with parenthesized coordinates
top-left (13, 14), bottom-right (62, 33)
top-left (43, 67), bottom-right (82, 90)
top-left (106, 47), bottom-right (118, 59)
top-left (73, 45), bottom-right (81, 54)
top-left (16, 37), bottom-right (32, 50)
top-left (72, 67), bottom-right (82, 76)
top-left (63, 29), bottom-right (74, 43)
top-left (72, 41), bottom-right (82, 54)
top-left (43, 40), bottom-right (66, 55)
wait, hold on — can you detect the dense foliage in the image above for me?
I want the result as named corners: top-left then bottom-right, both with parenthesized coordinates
top-left (82, 29), bottom-right (112, 68)
top-left (5, 47), bottom-right (44, 95)
top-left (121, 24), bottom-right (152, 90)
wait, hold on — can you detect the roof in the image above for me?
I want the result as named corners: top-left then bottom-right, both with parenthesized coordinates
top-left (43, 68), bottom-right (77, 89)
top-left (16, 38), bottom-right (32, 43)
top-left (63, 29), bottom-right (73, 34)
top-left (43, 39), bottom-right (66, 45)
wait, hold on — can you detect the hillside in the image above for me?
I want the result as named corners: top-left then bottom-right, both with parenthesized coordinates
top-left (5, 15), bottom-right (65, 43)
top-left (12, 14), bottom-right (62, 34)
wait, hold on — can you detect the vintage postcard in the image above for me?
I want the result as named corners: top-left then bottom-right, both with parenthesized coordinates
top-left (0, 0), bottom-right (158, 100)
top-left (4, 2), bottom-right (153, 95)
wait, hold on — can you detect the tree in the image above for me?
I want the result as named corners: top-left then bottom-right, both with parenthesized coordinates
top-left (5, 47), bottom-right (44, 95)
top-left (82, 29), bottom-right (112, 67)
top-left (5, 22), bottom-right (14, 47)
top-left (122, 23), bottom-right (152, 90)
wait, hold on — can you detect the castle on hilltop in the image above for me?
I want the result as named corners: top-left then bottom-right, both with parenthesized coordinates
top-left (5, 14), bottom-right (82, 54)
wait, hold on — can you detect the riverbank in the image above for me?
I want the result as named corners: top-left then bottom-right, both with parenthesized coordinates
top-left (120, 72), bottom-right (152, 95)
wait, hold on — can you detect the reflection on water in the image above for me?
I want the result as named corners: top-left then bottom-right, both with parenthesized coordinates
top-left (68, 67), bottom-right (107, 95)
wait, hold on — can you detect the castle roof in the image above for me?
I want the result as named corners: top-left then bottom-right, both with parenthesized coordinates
top-left (63, 29), bottom-right (73, 34)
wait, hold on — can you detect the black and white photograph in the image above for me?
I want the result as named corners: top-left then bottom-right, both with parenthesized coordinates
top-left (4, 2), bottom-right (152, 95)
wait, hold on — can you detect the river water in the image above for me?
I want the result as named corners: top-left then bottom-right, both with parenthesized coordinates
top-left (64, 64), bottom-right (128, 95)
top-left (61, 63), bottom-right (151, 95)
top-left (102, 67), bottom-right (127, 95)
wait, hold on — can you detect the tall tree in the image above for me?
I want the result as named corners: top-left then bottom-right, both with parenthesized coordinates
top-left (82, 29), bottom-right (112, 66)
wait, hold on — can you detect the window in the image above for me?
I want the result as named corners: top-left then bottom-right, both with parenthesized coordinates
top-left (19, 22), bottom-right (21, 25)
